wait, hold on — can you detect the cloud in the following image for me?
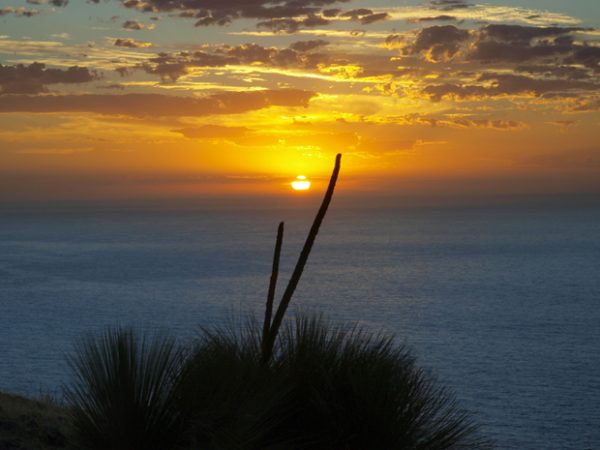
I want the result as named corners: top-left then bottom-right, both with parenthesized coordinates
top-left (461, 25), bottom-right (600, 78)
top-left (385, 4), bottom-right (580, 27)
top-left (0, 62), bottom-right (97, 95)
top-left (469, 39), bottom-right (573, 63)
top-left (256, 15), bottom-right (330, 33)
top-left (390, 24), bottom-right (600, 106)
top-left (388, 113), bottom-right (526, 130)
top-left (359, 13), bottom-right (389, 25)
top-left (429, 0), bottom-right (472, 11)
top-left (289, 39), bottom-right (329, 52)
top-left (466, 25), bottom-right (589, 63)
top-left (546, 120), bottom-right (576, 132)
top-left (114, 38), bottom-right (153, 48)
top-left (140, 53), bottom-right (212, 81)
top-left (105, 0), bottom-right (352, 28)
top-left (383, 34), bottom-right (405, 50)
top-left (26, 0), bottom-right (68, 6)
top-left (407, 15), bottom-right (457, 24)
top-left (98, 83), bottom-right (126, 90)
top-left (438, 118), bottom-right (526, 130)
top-left (123, 19), bottom-right (155, 30)
top-left (0, 38), bottom-right (65, 55)
top-left (565, 45), bottom-right (600, 70)
top-left (0, 89), bottom-right (316, 116)
top-left (340, 9), bottom-right (389, 25)
top-left (480, 24), bottom-right (583, 42)
top-left (564, 97), bottom-right (600, 113)
top-left (404, 25), bottom-right (470, 62)
top-left (402, 24), bottom-right (591, 65)
top-left (139, 42), bottom-right (338, 81)
top-left (85, 0), bottom-right (390, 32)
top-left (0, 6), bottom-right (40, 17)
top-left (515, 65), bottom-right (590, 80)
top-left (421, 73), bottom-right (600, 101)
top-left (50, 32), bottom-right (71, 39)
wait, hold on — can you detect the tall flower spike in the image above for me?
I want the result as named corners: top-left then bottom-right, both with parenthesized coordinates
top-left (261, 153), bottom-right (341, 363)
top-left (262, 221), bottom-right (284, 358)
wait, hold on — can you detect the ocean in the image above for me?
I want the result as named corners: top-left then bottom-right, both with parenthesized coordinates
top-left (1, 203), bottom-right (599, 449)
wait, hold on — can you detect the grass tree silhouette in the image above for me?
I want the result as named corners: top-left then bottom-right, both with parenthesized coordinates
top-left (178, 314), bottom-right (489, 449)
top-left (65, 329), bottom-right (187, 450)
top-left (66, 153), bottom-right (490, 449)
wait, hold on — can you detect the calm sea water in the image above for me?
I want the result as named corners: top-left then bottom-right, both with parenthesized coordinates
top-left (1, 204), bottom-right (599, 449)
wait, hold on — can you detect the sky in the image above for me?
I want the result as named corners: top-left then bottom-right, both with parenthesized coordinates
top-left (0, 0), bottom-right (599, 204)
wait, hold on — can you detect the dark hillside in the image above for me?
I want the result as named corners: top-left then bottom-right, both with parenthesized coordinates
top-left (0, 391), bottom-right (72, 450)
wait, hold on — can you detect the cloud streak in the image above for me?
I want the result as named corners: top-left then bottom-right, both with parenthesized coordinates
top-left (0, 89), bottom-right (316, 116)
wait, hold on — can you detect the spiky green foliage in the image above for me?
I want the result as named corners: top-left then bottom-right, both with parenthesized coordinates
top-left (65, 328), bottom-right (187, 450)
top-left (179, 313), bottom-right (489, 450)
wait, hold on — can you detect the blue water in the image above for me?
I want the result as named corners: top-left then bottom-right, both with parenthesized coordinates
top-left (1, 204), bottom-right (599, 449)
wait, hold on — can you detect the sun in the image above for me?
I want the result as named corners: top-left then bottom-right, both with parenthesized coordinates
top-left (291, 175), bottom-right (311, 191)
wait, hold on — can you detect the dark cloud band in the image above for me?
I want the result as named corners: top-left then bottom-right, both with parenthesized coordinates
top-left (0, 90), bottom-right (316, 116)
top-left (0, 63), bottom-right (97, 95)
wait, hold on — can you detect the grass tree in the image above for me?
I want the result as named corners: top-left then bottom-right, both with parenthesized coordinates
top-left (65, 328), bottom-right (187, 450)
top-left (181, 152), bottom-right (489, 449)
top-left (66, 153), bottom-right (490, 449)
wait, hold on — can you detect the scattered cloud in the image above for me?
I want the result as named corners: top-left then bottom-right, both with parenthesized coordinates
top-left (123, 20), bottom-right (155, 30)
top-left (114, 38), bottom-right (153, 48)
top-left (564, 97), bottom-right (600, 113)
top-left (403, 25), bottom-right (470, 62)
top-left (420, 73), bottom-right (600, 102)
top-left (89, 0), bottom-right (354, 30)
top-left (256, 15), bottom-right (331, 34)
top-left (0, 62), bottom-right (97, 95)
top-left (0, 6), bottom-right (40, 17)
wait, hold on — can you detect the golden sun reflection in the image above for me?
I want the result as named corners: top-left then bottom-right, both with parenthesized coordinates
top-left (291, 175), bottom-right (311, 191)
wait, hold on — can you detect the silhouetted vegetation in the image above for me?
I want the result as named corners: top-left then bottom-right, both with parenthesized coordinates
top-left (65, 329), bottom-right (187, 450)
top-left (58, 153), bottom-right (489, 449)
top-left (178, 313), bottom-right (488, 450)
top-left (62, 314), bottom-right (488, 450)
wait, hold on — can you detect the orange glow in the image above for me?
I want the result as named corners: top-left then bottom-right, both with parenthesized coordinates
top-left (1, 1), bottom-right (599, 204)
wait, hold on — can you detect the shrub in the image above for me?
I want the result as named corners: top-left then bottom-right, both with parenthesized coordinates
top-left (65, 328), bottom-right (187, 450)
top-left (177, 320), bottom-right (293, 450)
top-left (178, 313), bottom-right (489, 450)
top-left (272, 314), bottom-right (488, 450)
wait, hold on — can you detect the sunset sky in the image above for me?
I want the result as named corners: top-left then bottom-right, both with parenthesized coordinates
top-left (1, 0), bottom-right (599, 203)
